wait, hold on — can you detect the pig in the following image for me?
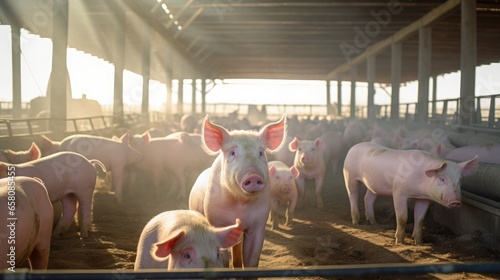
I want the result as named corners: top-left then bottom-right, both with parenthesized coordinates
top-left (189, 114), bottom-right (286, 269)
top-left (134, 132), bottom-right (215, 199)
top-left (289, 136), bottom-right (326, 208)
top-left (342, 120), bottom-right (367, 149)
top-left (0, 152), bottom-right (105, 238)
top-left (343, 142), bottom-right (478, 245)
top-left (0, 177), bottom-right (53, 270)
top-left (134, 210), bottom-right (242, 270)
top-left (440, 143), bottom-right (500, 165)
top-left (0, 142), bottom-right (41, 163)
top-left (268, 161), bottom-right (299, 230)
top-left (59, 133), bottom-right (142, 204)
top-left (268, 135), bottom-right (295, 167)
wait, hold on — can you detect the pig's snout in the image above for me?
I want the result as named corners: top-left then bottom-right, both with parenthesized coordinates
top-left (300, 155), bottom-right (310, 164)
top-left (281, 185), bottom-right (292, 193)
top-left (448, 200), bottom-right (462, 208)
top-left (241, 173), bottom-right (266, 193)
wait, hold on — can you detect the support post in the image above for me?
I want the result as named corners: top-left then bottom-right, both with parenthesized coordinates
top-left (459, 0), bottom-right (477, 125)
top-left (141, 27), bottom-right (151, 124)
top-left (417, 26), bottom-right (431, 123)
top-left (201, 78), bottom-right (207, 114)
top-left (432, 75), bottom-right (438, 118)
top-left (113, 5), bottom-right (126, 126)
top-left (165, 70), bottom-right (173, 116)
top-left (336, 75), bottom-right (342, 117)
top-left (350, 66), bottom-right (357, 118)
top-left (177, 79), bottom-right (184, 115)
top-left (11, 25), bottom-right (21, 119)
top-left (367, 55), bottom-right (376, 121)
top-left (49, 0), bottom-right (69, 132)
top-left (192, 78), bottom-right (197, 114)
top-left (326, 80), bottom-right (331, 115)
top-left (391, 42), bottom-right (401, 120)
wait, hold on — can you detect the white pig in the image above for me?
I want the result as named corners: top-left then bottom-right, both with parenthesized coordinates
top-left (134, 210), bottom-right (242, 270)
top-left (0, 177), bottom-right (53, 270)
top-left (268, 161), bottom-right (299, 230)
top-left (343, 142), bottom-right (478, 245)
top-left (289, 137), bottom-right (326, 208)
top-left (189, 114), bottom-right (286, 269)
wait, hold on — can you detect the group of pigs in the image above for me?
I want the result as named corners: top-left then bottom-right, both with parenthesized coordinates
top-left (0, 114), bottom-right (492, 274)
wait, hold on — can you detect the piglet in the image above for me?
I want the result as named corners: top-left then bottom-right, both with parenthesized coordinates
top-left (0, 177), bottom-right (53, 270)
top-left (134, 210), bottom-right (242, 270)
top-left (189, 114), bottom-right (286, 269)
top-left (0, 152), bottom-right (105, 238)
top-left (343, 142), bottom-right (478, 245)
top-left (0, 142), bottom-right (41, 164)
top-left (289, 136), bottom-right (326, 208)
top-left (268, 161), bottom-right (299, 230)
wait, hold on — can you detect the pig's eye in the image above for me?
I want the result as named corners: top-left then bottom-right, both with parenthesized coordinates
top-left (438, 176), bottom-right (446, 185)
top-left (276, 176), bottom-right (280, 180)
top-left (259, 151), bottom-right (264, 157)
top-left (230, 150), bottom-right (236, 156)
top-left (183, 252), bottom-right (191, 260)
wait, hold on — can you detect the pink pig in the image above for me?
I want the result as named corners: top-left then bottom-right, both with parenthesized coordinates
top-left (343, 142), bottom-right (478, 245)
top-left (268, 160), bottom-right (299, 230)
top-left (0, 177), bottom-right (53, 270)
top-left (59, 133), bottom-right (142, 204)
top-left (289, 136), bottom-right (326, 208)
top-left (0, 142), bottom-right (41, 164)
top-left (0, 152), bottom-right (105, 238)
top-left (134, 210), bottom-right (242, 270)
top-left (189, 115), bottom-right (286, 269)
top-left (440, 143), bottom-right (500, 165)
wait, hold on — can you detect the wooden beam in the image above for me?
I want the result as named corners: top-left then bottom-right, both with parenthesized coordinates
top-left (326, 0), bottom-right (460, 80)
top-left (175, 6), bottom-right (204, 38)
top-left (201, 78), bottom-right (207, 114)
top-left (113, 3), bottom-right (126, 125)
top-left (459, 0), bottom-right (477, 125)
top-left (192, 77), bottom-right (197, 114)
top-left (11, 25), bottom-right (21, 119)
top-left (166, 0), bottom-right (194, 29)
top-left (141, 26), bottom-right (151, 124)
top-left (177, 79), bottom-right (184, 115)
top-left (337, 75), bottom-right (342, 116)
top-left (326, 80), bottom-right (331, 115)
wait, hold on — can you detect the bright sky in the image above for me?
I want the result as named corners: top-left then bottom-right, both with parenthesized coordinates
top-left (1, 27), bottom-right (499, 112)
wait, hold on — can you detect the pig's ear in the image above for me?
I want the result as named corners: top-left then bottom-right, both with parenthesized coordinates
top-left (315, 138), bottom-right (326, 150)
top-left (215, 219), bottom-right (243, 249)
top-left (458, 156), bottom-right (479, 177)
top-left (202, 116), bottom-right (229, 155)
top-left (269, 164), bottom-right (277, 176)
top-left (290, 165), bottom-right (300, 178)
top-left (260, 114), bottom-right (287, 153)
top-left (425, 162), bottom-right (447, 177)
top-left (40, 135), bottom-right (53, 148)
top-left (29, 142), bottom-right (41, 160)
top-left (288, 137), bottom-right (299, 152)
top-left (120, 132), bottom-right (131, 143)
top-left (151, 230), bottom-right (185, 261)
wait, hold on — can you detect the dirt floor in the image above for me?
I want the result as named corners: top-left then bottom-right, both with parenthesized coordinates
top-left (45, 170), bottom-right (500, 280)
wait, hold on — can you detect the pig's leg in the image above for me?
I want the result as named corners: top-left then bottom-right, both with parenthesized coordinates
top-left (53, 194), bottom-right (78, 237)
top-left (76, 189), bottom-right (94, 238)
top-left (112, 166), bottom-right (125, 204)
top-left (412, 199), bottom-right (431, 245)
top-left (345, 179), bottom-right (360, 225)
top-left (286, 196), bottom-right (297, 226)
top-left (29, 242), bottom-right (50, 269)
top-left (242, 227), bottom-right (265, 268)
top-left (364, 190), bottom-right (378, 225)
top-left (295, 177), bottom-right (306, 209)
top-left (270, 199), bottom-right (279, 230)
top-left (393, 194), bottom-right (409, 245)
top-left (314, 176), bottom-right (324, 208)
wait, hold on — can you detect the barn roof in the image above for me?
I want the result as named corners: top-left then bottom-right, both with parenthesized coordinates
top-left (1, 0), bottom-right (499, 84)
